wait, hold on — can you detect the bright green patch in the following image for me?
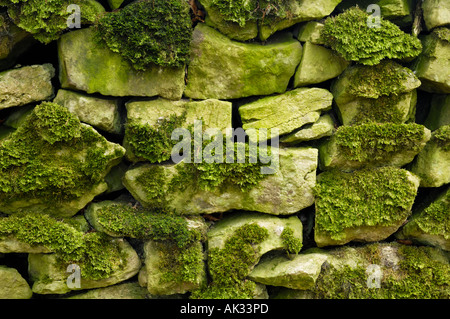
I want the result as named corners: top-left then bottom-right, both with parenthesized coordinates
top-left (433, 125), bottom-right (450, 151)
top-left (94, 0), bottom-right (192, 70)
top-left (281, 227), bottom-right (302, 254)
top-left (321, 7), bottom-right (422, 65)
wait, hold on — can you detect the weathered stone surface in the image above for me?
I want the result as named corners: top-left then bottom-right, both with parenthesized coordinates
top-left (239, 88), bottom-right (333, 142)
top-left (53, 89), bottom-right (122, 134)
top-left (58, 27), bottom-right (185, 100)
top-left (409, 125), bottom-right (450, 187)
top-left (124, 98), bottom-right (232, 162)
top-left (296, 21), bottom-right (325, 45)
top-left (280, 114), bottom-right (335, 144)
top-left (319, 123), bottom-right (431, 171)
top-left (68, 281), bottom-right (150, 299)
top-left (259, 0), bottom-right (342, 41)
top-left (314, 167), bottom-right (420, 247)
top-left (294, 42), bottom-right (348, 87)
top-left (412, 28), bottom-right (450, 94)
top-left (424, 94), bottom-right (450, 130)
top-left (331, 61), bottom-right (421, 125)
top-left (0, 64), bottom-right (55, 110)
top-left (184, 24), bottom-right (302, 100)
top-left (249, 252), bottom-right (328, 290)
top-left (28, 238), bottom-right (141, 294)
top-left (199, 0), bottom-right (258, 41)
top-left (397, 186), bottom-right (450, 251)
top-left (0, 235), bottom-right (52, 253)
top-left (123, 147), bottom-right (318, 215)
top-left (0, 265), bottom-right (32, 299)
top-left (422, 0), bottom-right (450, 31)
top-left (138, 240), bottom-right (206, 295)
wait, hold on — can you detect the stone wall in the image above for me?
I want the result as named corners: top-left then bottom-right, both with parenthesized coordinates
top-left (0, 0), bottom-right (449, 299)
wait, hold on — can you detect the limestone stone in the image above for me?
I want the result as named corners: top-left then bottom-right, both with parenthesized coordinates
top-left (424, 94), bottom-right (450, 130)
top-left (123, 147), bottom-right (318, 215)
top-left (184, 24), bottom-right (302, 100)
top-left (422, 0), bottom-right (450, 31)
top-left (296, 21), bottom-right (325, 45)
top-left (0, 235), bottom-right (52, 253)
top-left (294, 42), bottom-right (348, 87)
top-left (53, 89), bottom-right (122, 134)
top-left (68, 281), bottom-right (150, 299)
top-left (0, 266), bottom-right (33, 299)
top-left (280, 114), bottom-right (335, 144)
top-left (58, 27), bottom-right (185, 100)
top-left (0, 64), bottom-right (55, 110)
top-left (239, 88), bottom-right (333, 143)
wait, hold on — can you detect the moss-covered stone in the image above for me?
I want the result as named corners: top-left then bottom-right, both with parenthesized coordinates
top-left (0, 102), bottom-right (125, 217)
top-left (321, 7), bottom-right (422, 65)
top-left (319, 123), bottom-right (431, 171)
top-left (314, 167), bottom-right (420, 247)
top-left (0, 265), bottom-right (32, 299)
top-left (422, 0), bottom-right (450, 31)
top-left (280, 114), bottom-right (335, 144)
top-left (296, 21), bottom-right (325, 45)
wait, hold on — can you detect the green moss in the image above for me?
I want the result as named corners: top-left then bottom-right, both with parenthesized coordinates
top-left (321, 7), bottom-right (422, 65)
top-left (190, 280), bottom-right (257, 299)
top-left (0, 213), bottom-right (126, 280)
top-left (433, 125), bottom-right (450, 152)
top-left (0, 0), bottom-right (103, 44)
top-left (350, 94), bottom-right (406, 125)
top-left (433, 27), bottom-right (450, 43)
top-left (0, 102), bottom-right (124, 205)
top-left (334, 123), bottom-right (425, 162)
top-left (314, 167), bottom-right (418, 240)
top-left (281, 227), bottom-right (302, 254)
top-left (135, 166), bottom-right (169, 209)
top-left (94, 0), bottom-right (192, 70)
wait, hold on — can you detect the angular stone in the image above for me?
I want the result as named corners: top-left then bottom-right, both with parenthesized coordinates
top-left (331, 61), bottom-right (421, 125)
top-left (124, 98), bottom-right (232, 163)
top-left (0, 266), bottom-right (33, 299)
top-left (314, 167), bottom-right (420, 247)
top-left (184, 24), bottom-right (302, 100)
top-left (53, 89), bottom-right (122, 134)
top-left (107, 0), bottom-right (125, 10)
top-left (280, 114), bottom-right (335, 144)
top-left (249, 252), bottom-right (328, 290)
top-left (319, 123), bottom-right (431, 171)
top-left (0, 64), bottom-right (55, 110)
top-left (424, 94), bottom-right (450, 131)
top-left (3, 104), bottom-right (34, 129)
top-left (397, 186), bottom-right (450, 251)
top-left (412, 28), bottom-right (450, 94)
top-left (0, 235), bottom-right (52, 254)
top-left (259, 0), bottom-right (342, 41)
top-left (123, 147), bottom-right (318, 215)
top-left (68, 281), bottom-right (150, 299)
top-left (58, 27), bottom-right (185, 100)
top-left (422, 0), bottom-right (450, 31)
top-left (409, 125), bottom-right (450, 187)
top-left (294, 42), bottom-right (348, 87)
top-left (239, 88), bottom-right (333, 143)
top-left (199, 0), bottom-right (258, 41)
top-left (295, 21), bottom-right (325, 45)
top-left (138, 240), bottom-right (206, 295)
top-left (28, 238), bottom-right (141, 294)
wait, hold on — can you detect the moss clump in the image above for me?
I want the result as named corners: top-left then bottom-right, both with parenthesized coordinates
top-left (433, 125), bottom-right (450, 152)
top-left (0, 0), bottom-right (103, 44)
top-left (334, 123), bottom-right (426, 162)
top-left (433, 27), bottom-right (450, 43)
top-left (0, 213), bottom-right (126, 280)
top-left (350, 94), bottom-right (407, 125)
top-left (314, 167), bottom-right (418, 241)
top-left (193, 223), bottom-right (269, 299)
top-left (94, 0), bottom-right (192, 70)
top-left (321, 7), bottom-right (422, 65)
top-left (126, 112), bottom-right (187, 163)
top-left (0, 102), bottom-right (124, 205)
top-left (281, 227), bottom-right (302, 254)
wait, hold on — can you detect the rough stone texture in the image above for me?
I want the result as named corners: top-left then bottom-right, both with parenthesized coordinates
top-left (249, 252), bottom-right (328, 290)
top-left (280, 114), bottom-right (335, 144)
top-left (239, 88), bottom-right (333, 143)
top-left (68, 282), bottom-right (150, 299)
top-left (53, 89), bottom-right (122, 134)
top-left (296, 21), bottom-right (325, 45)
top-left (412, 29), bottom-right (450, 94)
top-left (0, 64), bottom-right (55, 110)
top-left (123, 147), bottom-right (318, 215)
top-left (424, 94), bottom-right (450, 130)
top-left (184, 24), bottom-right (302, 100)
top-left (397, 186), bottom-right (450, 251)
top-left (0, 265), bottom-right (33, 299)
top-left (58, 27), bottom-right (185, 100)
top-left (0, 236), bottom-right (52, 253)
top-left (422, 0), bottom-right (450, 31)
top-left (294, 42), bottom-right (348, 87)
top-left (28, 239), bottom-right (141, 294)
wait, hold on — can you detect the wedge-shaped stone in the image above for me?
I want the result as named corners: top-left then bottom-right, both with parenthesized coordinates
top-left (0, 64), bottom-right (54, 110)
top-left (184, 24), bottom-right (302, 99)
top-left (296, 21), bottom-right (325, 45)
top-left (422, 0), bottom-right (450, 30)
top-left (239, 88), bottom-right (333, 143)
top-left (58, 27), bottom-right (185, 100)
top-left (123, 147), bottom-right (318, 215)
top-left (280, 114), bottom-right (335, 144)
top-left (314, 167), bottom-right (420, 247)
top-left (397, 186), bottom-right (450, 251)
top-left (0, 266), bottom-right (32, 299)
top-left (319, 123), bottom-right (431, 171)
